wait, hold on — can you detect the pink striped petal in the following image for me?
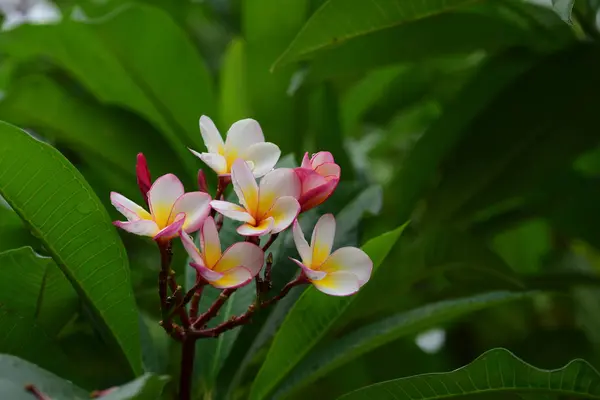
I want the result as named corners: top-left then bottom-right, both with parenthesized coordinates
top-left (191, 262), bottom-right (224, 282)
top-left (310, 214), bottom-right (335, 267)
top-left (231, 159), bottom-right (259, 213)
top-left (237, 217), bottom-right (274, 237)
top-left (171, 192), bottom-right (211, 233)
top-left (312, 271), bottom-right (359, 296)
top-left (190, 150), bottom-right (228, 175)
top-left (210, 200), bottom-right (255, 223)
top-left (180, 231), bottom-right (204, 266)
top-left (310, 152), bottom-right (335, 168)
top-left (243, 142), bottom-right (281, 178)
top-left (212, 266), bottom-right (253, 289)
top-left (292, 220), bottom-right (311, 265)
top-left (214, 242), bottom-right (264, 276)
top-left (153, 213), bottom-right (186, 240)
top-left (148, 174), bottom-right (184, 227)
top-left (257, 168), bottom-right (301, 218)
top-left (113, 219), bottom-right (159, 237)
top-left (110, 192), bottom-right (151, 221)
top-left (299, 178), bottom-right (338, 212)
top-left (199, 115), bottom-right (224, 153)
top-left (315, 162), bottom-right (341, 179)
top-left (267, 196), bottom-right (300, 234)
top-left (225, 118), bottom-right (264, 150)
top-left (200, 217), bottom-right (221, 268)
top-left (319, 247), bottom-right (373, 287)
top-left (290, 257), bottom-right (326, 280)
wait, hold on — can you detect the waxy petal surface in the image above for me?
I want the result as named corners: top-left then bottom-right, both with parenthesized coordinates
top-left (113, 219), bottom-right (159, 237)
top-left (111, 192), bottom-right (151, 221)
top-left (237, 217), bottom-right (274, 236)
top-left (290, 258), bottom-right (326, 281)
top-left (243, 142), bottom-right (281, 178)
top-left (201, 217), bottom-right (221, 268)
top-left (199, 115), bottom-right (224, 153)
top-left (311, 214), bottom-right (335, 267)
top-left (231, 159), bottom-right (259, 213)
top-left (215, 242), bottom-right (264, 276)
top-left (225, 118), bottom-right (264, 150)
top-left (312, 271), bottom-right (359, 296)
top-left (171, 191), bottom-right (211, 233)
top-left (210, 200), bottom-right (255, 224)
top-left (148, 174), bottom-right (184, 227)
top-left (268, 196), bottom-right (300, 233)
top-left (212, 266), bottom-right (253, 289)
top-left (292, 220), bottom-right (311, 265)
top-left (320, 247), bottom-right (373, 286)
top-left (153, 213), bottom-right (186, 240)
top-left (191, 261), bottom-right (224, 282)
top-left (180, 231), bottom-right (204, 266)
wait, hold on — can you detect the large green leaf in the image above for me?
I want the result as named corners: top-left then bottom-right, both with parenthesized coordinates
top-left (249, 223), bottom-right (407, 399)
top-left (0, 205), bottom-right (37, 252)
top-left (274, 0), bottom-right (484, 68)
top-left (337, 348), bottom-right (600, 399)
top-left (0, 4), bottom-right (215, 175)
top-left (101, 373), bottom-right (169, 400)
top-left (552, 0), bottom-right (574, 24)
top-left (219, 38), bottom-right (250, 128)
top-left (276, 291), bottom-right (533, 398)
top-left (0, 123), bottom-right (141, 375)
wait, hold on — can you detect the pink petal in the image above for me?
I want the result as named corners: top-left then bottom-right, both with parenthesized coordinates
top-left (113, 219), bottom-right (159, 237)
top-left (243, 142), bottom-right (281, 178)
top-left (292, 220), bottom-right (311, 265)
top-left (200, 217), bottom-right (221, 268)
top-left (214, 242), bottom-right (264, 276)
top-left (148, 174), bottom-right (184, 227)
top-left (300, 152), bottom-right (312, 169)
top-left (211, 266), bottom-right (253, 289)
top-left (289, 257), bottom-right (326, 280)
top-left (136, 153), bottom-right (152, 201)
top-left (257, 168), bottom-right (301, 217)
top-left (315, 162), bottom-right (341, 179)
top-left (171, 192), bottom-right (211, 234)
top-left (110, 192), bottom-right (151, 221)
top-left (312, 271), bottom-right (359, 296)
top-left (298, 178), bottom-right (338, 212)
top-left (320, 247), bottom-right (373, 287)
top-left (199, 115), bottom-right (224, 153)
top-left (310, 214), bottom-right (336, 267)
top-left (180, 231), bottom-right (204, 266)
top-left (231, 159), bottom-right (259, 213)
top-left (310, 152), bottom-right (335, 168)
top-left (236, 217), bottom-right (274, 236)
top-left (191, 261), bottom-right (224, 282)
top-left (297, 169), bottom-right (328, 193)
top-left (210, 200), bottom-right (255, 223)
top-left (153, 213), bottom-right (186, 240)
top-left (267, 196), bottom-right (300, 234)
top-left (225, 118), bottom-right (265, 150)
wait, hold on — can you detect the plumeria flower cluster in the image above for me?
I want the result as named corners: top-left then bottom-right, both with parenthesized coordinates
top-left (110, 115), bottom-right (373, 344)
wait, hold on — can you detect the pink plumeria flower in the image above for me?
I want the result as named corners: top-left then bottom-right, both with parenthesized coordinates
top-left (295, 152), bottom-right (341, 212)
top-left (111, 174), bottom-right (211, 240)
top-left (211, 159), bottom-right (301, 236)
top-left (291, 214), bottom-right (372, 296)
top-left (189, 115), bottom-right (281, 177)
top-left (180, 217), bottom-right (264, 289)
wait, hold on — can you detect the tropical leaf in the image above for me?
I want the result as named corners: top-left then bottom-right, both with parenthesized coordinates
top-left (219, 38), bottom-right (250, 128)
top-left (100, 373), bottom-right (169, 400)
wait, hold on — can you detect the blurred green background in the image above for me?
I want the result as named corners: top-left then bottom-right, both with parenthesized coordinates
top-left (2, 0), bottom-right (600, 398)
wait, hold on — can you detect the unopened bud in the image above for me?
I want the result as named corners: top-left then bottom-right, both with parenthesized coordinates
top-left (197, 169), bottom-right (208, 193)
top-left (136, 153), bottom-right (152, 205)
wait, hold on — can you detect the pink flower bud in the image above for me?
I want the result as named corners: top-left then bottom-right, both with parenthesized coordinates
top-left (136, 153), bottom-right (152, 205)
top-left (295, 152), bottom-right (340, 212)
top-left (197, 170), bottom-right (208, 193)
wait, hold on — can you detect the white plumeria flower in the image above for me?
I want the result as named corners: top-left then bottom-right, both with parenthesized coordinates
top-left (180, 217), bottom-right (264, 289)
top-left (291, 214), bottom-right (373, 296)
top-left (189, 115), bottom-right (281, 177)
top-left (111, 174), bottom-right (211, 240)
top-left (211, 159), bottom-right (301, 236)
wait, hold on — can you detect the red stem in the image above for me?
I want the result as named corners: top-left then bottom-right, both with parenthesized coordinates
top-left (192, 288), bottom-right (236, 329)
top-left (178, 337), bottom-right (196, 400)
top-left (24, 384), bottom-right (51, 400)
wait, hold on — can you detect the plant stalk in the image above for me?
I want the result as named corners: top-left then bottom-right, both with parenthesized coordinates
top-left (179, 336), bottom-right (196, 400)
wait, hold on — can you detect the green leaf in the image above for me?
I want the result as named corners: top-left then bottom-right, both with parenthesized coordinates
top-left (0, 354), bottom-right (88, 399)
top-left (336, 348), bottom-right (600, 399)
top-left (219, 38), bottom-right (250, 128)
top-left (0, 4), bottom-right (215, 175)
top-left (276, 291), bottom-right (533, 397)
top-left (0, 247), bottom-right (77, 337)
top-left (274, 0), bottom-right (482, 68)
top-left (249, 223), bottom-right (408, 400)
top-left (0, 205), bottom-right (38, 252)
top-left (0, 123), bottom-right (141, 376)
top-left (100, 373), bottom-right (169, 400)
top-left (552, 0), bottom-right (574, 24)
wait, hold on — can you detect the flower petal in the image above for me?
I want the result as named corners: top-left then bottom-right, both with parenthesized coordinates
top-left (113, 219), bottom-right (159, 237)
top-left (210, 200), bottom-right (255, 223)
top-left (319, 247), bottom-right (373, 287)
top-left (231, 159), bottom-right (259, 214)
top-left (310, 152), bottom-right (335, 168)
top-left (200, 217), bottom-right (221, 268)
top-left (225, 118), bottom-right (264, 150)
top-left (214, 242), bottom-right (264, 276)
top-left (312, 271), bottom-right (359, 296)
top-left (290, 257), bottom-right (326, 280)
top-left (299, 178), bottom-right (338, 212)
top-left (257, 168), bottom-right (301, 217)
top-left (199, 115), bottom-right (224, 153)
top-left (171, 192), bottom-right (212, 233)
top-left (153, 213), bottom-right (186, 240)
top-left (148, 174), bottom-right (184, 227)
top-left (191, 261), bottom-right (224, 282)
top-left (310, 214), bottom-right (336, 267)
top-left (267, 196), bottom-right (300, 234)
top-left (190, 150), bottom-right (228, 175)
top-left (315, 162), bottom-right (341, 179)
top-left (180, 231), bottom-right (204, 266)
top-left (243, 142), bottom-right (281, 178)
top-left (300, 152), bottom-right (312, 169)
top-left (292, 220), bottom-right (311, 265)
top-left (110, 192), bottom-right (151, 221)
top-left (236, 217), bottom-right (274, 236)
top-left (211, 266), bottom-right (253, 289)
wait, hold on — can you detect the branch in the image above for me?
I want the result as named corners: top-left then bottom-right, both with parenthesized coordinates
top-left (24, 385), bottom-right (51, 400)
top-left (192, 288), bottom-right (236, 329)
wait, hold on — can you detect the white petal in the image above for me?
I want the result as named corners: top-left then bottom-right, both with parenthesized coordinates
top-left (215, 242), bottom-right (264, 276)
top-left (179, 231), bottom-right (204, 266)
top-left (310, 214), bottom-right (336, 267)
top-left (110, 192), bottom-right (151, 221)
top-left (236, 218), bottom-right (274, 237)
top-left (267, 196), bottom-right (300, 234)
top-left (210, 200), bottom-right (255, 223)
top-left (171, 192), bottom-right (212, 233)
top-left (190, 150), bottom-right (228, 175)
top-left (257, 168), bottom-right (301, 217)
top-left (200, 217), bottom-right (221, 268)
top-left (292, 220), bottom-right (311, 265)
top-left (191, 261), bottom-right (224, 282)
top-left (225, 118), bottom-right (264, 151)
top-left (148, 174), bottom-right (184, 227)
top-left (290, 257), bottom-right (326, 280)
top-left (320, 247), bottom-right (373, 287)
top-left (211, 266), bottom-right (253, 289)
top-left (312, 271), bottom-right (359, 296)
top-left (199, 115), bottom-right (224, 153)
top-left (231, 159), bottom-right (259, 213)
top-left (113, 219), bottom-right (159, 237)
top-left (243, 142), bottom-right (281, 178)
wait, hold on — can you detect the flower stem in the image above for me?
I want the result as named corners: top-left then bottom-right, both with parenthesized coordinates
top-left (179, 336), bottom-right (196, 400)
top-left (24, 384), bottom-right (51, 400)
